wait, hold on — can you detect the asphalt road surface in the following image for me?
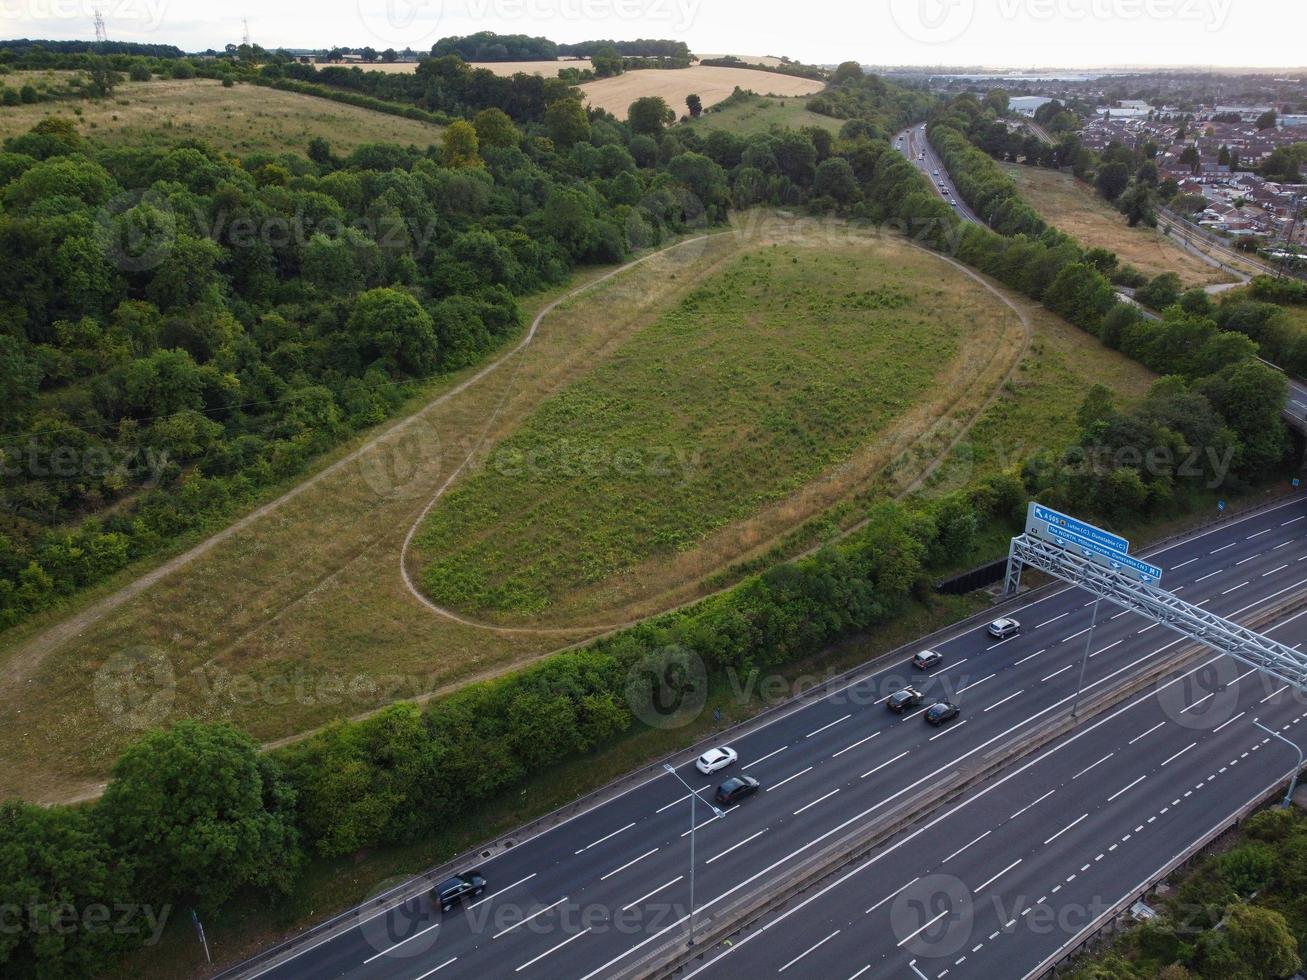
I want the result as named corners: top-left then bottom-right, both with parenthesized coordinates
top-left (235, 496), bottom-right (1307, 980)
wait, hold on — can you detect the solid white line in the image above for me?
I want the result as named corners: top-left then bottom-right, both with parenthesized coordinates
top-left (493, 897), bottom-right (569, 939)
top-left (806, 714), bottom-right (852, 739)
top-left (833, 732), bottom-right (881, 757)
top-left (621, 876), bottom-right (683, 911)
top-left (600, 848), bottom-right (659, 881)
top-left (862, 751), bottom-right (910, 779)
top-left (1035, 612), bottom-right (1069, 629)
top-left (767, 767), bottom-right (814, 792)
top-left (1042, 664), bottom-right (1074, 683)
top-left (985, 690), bottom-right (1024, 712)
top-left (975, 859), bottom-right (1022, 894)
top-left (741, 745), bottom-right (789, 769)
top-left (515, 927), bottom-right (591, 972)
top-left (779, 930), bottom-right (841, 972)
top-left (1107, 774), bottom-right (1147, 802)
top-left (943, 830), bottom-right (991, 864)
top-left (1161, 742), bottom-right (1198, 767)
top-left (468, 872), bottom-right (538, 909)
top-left (795, 789), bottom-right (841, 816)
top-left (415, 958), bottom-right (458, 979)
top-left (1044, 813), bottom-right (1088, 845)
top-left (363, 922), bottom-right (440, 962)
top-left (1073, 753), bottom-right (1114, 780)
top-left (707, 829), bottom-right (768, 865)
top-left (575, 822), bottom-right (635, 854)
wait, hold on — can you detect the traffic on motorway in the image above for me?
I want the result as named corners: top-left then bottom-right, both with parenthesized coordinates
top-left (235, 497), bottom-right (1307, 980)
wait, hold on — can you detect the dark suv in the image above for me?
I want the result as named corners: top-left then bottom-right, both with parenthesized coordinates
top-left (887, 687), bottom-right (925, 713)
top-left (431, 871), bottom-right (486, 912)
top-left (715, 776), bottom-right (760, 805)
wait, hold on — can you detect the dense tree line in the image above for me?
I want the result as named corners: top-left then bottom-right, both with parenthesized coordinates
top-left (0, 40), bottom-right (185, 59)
top-left (430, 31), bottom-right (559, 62)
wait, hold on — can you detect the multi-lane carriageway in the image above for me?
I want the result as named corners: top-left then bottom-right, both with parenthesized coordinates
top-left (241, 497), bottom-right (1307, 980)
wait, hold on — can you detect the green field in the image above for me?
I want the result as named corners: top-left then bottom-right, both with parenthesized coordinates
top-left (686, 93), bottom-right (843, 135)
top-left (413, 243), bottom-right (1004, 621)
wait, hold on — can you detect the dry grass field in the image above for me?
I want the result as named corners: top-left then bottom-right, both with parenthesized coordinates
top-left (469, 58), bottom-right (592, 76)
top-left (1000, 162), bottom-right (1237, 287)
top-left (0, 76), bottom-right (444, 155)
top-left (0, 215), bottom-right (1151, 806)
top-left (687, 94), bottom-right (842, 135)
top-left (581, 66), bottom-right (825, 118)
top-left (696, 54), bottom-right (789, 67)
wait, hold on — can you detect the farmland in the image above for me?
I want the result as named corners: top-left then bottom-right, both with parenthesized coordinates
top-left (999, 162), bottom-right (1238, 287)
top-left (0, 75), bottom-right (444, 154)
top-left (580, 66), bottom-right (825, 117)
top-left (686, 93), bottom-right (843, 135)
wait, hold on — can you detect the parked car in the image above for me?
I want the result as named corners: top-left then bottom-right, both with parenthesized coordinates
top-left (431, 871), bottom-right (486, 912)
top-left (912, 649), bottom-right (943, 670)
top-left (715, 776), bottom-right (760, 805)
top-left (925, 702), bottom-right (961, 726)
top-left (887, 686), bottom-right (925, 713)
top-left (987, 617), bottom-right (1021, 639)
top-left (695, 746), bottom-right (738, 775)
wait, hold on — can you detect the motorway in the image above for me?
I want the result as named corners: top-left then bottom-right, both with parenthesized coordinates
top-left (237, 496), bottom-right (1307, 980)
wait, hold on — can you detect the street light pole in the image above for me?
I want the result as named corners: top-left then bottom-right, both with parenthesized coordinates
top-left (1070, 597), bottom-right (1102, 719)
top-left (1252, 717), bottom-right (1305, 808)
top-left (664, 763), bottom-right (724, 946)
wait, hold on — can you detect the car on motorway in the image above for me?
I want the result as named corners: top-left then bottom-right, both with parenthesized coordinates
top-left (932, 168), bottom-right (940, 175)
top-left (912, 649), bottom-right (943, 670)
top-left (949, 199), bottom-right (958, 207)
top-left (887, 686), bottom-right (925, 713)
top-left (987, 617), bottom-right (1021, 639)
top-left (431, 870), bottom-right (486, 912)
top-left (924, 701), bottom-right (961, 726)
top-left (695, 746), bottom-right (738, 775)
top-left (715, 775), bottom-right (760, 805)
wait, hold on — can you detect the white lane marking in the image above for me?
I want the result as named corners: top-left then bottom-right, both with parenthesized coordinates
top-left (779, 930), bottom-right (841, 972)
top-left (1063, 626), bottom-right (1093, 643)
top-left (1107, 774), bottom-right (1147, 802)
top-left (1172, 557), bottom-right (1199, 569)
top-left (898, 909), bottom-right (949, 947)
top-left (657, 791), bottom-right (707, 815)
top-left (1209, 542), bottom-right (1237, 554)
top-left (1044, 813), bottom-right (1088, 845)
top-left (492, 898), bottom-right (569, 939)
top-left (866, 876), bottom-right (920, 914)
top-left (1248, 528), bottom-right (1272, 538)
top-left (1073, 753), bottom-right (1114, 780)
top-left (415, 958), bottom-right (459, 979)
top-left (1161, 742), bottom-right (1198, 767)
top-left (1015, 649), bottom-right (1046, 665)
top-left (1010, 789), bottom-right (1055, 820)
top-left (575, 822), bottom-right (635, 854)
top-left (1263, 564), bottom-right (1290, 577)
top-left (806, 714), bottom-right (852, 739)
top-left (1137, 623), bottom-right (1159, 634)
top-left (1041, 664), bottom-right (1074, 683)
top-left (1214, 711), bottom-right (1246, 733)
top-left (621, 876), bottom-right (683, 911)
top-left (1090, 640), bottom-right (1122, 658)
top-left (767, 766), bottom-right (814, 792)
top-left (862, 751), bottom-right (910, 779)
top-left (930, 658), bottom-right (971, 675)
top-left (515, 926), bottom-right (592, 972)
top-left (975, 859), bottom-right (1022, 893)
top-left (794, 789), bottom-right (841, 816)
top-left (600, 848), bottom-right (660, 881)
top-left (707, 829), bottom-right (768, 865)
top-left (929, 721), bottom-right (968, 740)
top-left (1283, 516), bottom-right (1305, 526)
top-left (1035, 612), bottom-right (1069, 629)
top-left (741, 745), bottom-right (789, 769)
top-left (984, 690), bottom-right (1024, 712)
top-left (1275, 540), bottom-right (1296, 549)
top-left (1234, 554), bottom-right (1260, 566)
top-left (943, 830), bottom-right (991, 864)
top-left (958, 674), bottom-right (996, 693)
top-left (1221, 581), bottom-right (1249, 595)
top-left (468, 872), bottom-right (538, 909)
top-left (1261, 686), bottom-right (1289, 704)
top-left (1195, 570), bottom-right (1222, 582)
top-left (1109, 610), bottom-right (1130, 620)
top-left (833, 732), bottom-right (881, 758)
top-left (363, 922), bottom-right (440, 963)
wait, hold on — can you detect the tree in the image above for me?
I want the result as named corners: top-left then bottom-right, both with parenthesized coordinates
top-left (685, 93), bottom-right (702, 118)
top-left (1179, 145), bottom-right (1201, 175)
top-left (1223, 903), bottom-right (1301, 979)
top-left (347, 287), bottom-right (439, 376)
top-left (628, 96), bottom-right (675, 137)
top-left (84, 55), bottom-right (121, 97)
top-left (441, 120), bottom-right (481, 168)
top-left (472, 107), bottom-right (519, 148)
top-left (1095, 161), bottom-right (1130, 201)
top-left (544, 98), bottom-right (590, 148)
top-left (813, 157), bottom-right (860, 206)
top-left (590, 45), bottom-right (623, 77)
top-left (831, 60), bottom-right (863, 85)
top-left (97, 721), bottom-right (301, 912)
top-left (1118, 181), bottom-right (1157, 227)
top-left (1256, 108), bottom-right (1278, 130)
top-left (1261, 146), bottom-right (1302, 182)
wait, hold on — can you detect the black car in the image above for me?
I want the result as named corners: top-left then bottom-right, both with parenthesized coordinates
top-left (924, 701), bottom-right (960, 726)
top-left (715, 776), bottom-right (760, 805)
top-left (430, 871), bottom-right (486, 912)
top-left (887, 686), bottom-right (925, 713)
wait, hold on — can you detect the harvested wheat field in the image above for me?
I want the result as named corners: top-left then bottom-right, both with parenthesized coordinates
top-left (469, 58), bottom-right (592, 76)
top-left (581, 66), bottom-right (825, 117)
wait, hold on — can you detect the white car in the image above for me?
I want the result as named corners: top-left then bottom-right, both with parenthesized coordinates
top-left (912, 649), bottom-right (944, 670)
top-left (987, 617), bottom-right (1021, 640)
top-left (695, 746), bottom-right (738, 775)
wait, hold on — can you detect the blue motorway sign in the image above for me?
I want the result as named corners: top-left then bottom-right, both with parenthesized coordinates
top-left (1028, 503), bottom-right (1129, 554)
top-left (1047, 524), bottom-right (1163, 585)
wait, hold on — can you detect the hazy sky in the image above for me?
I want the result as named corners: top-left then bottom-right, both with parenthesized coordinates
top-left (7, 0), bottom-right (1307, 68)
